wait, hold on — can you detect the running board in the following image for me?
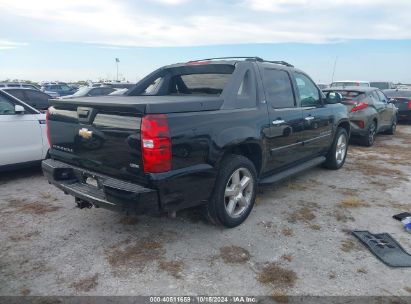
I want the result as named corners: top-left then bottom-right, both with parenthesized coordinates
top-left (258, 156), bottom-right (326, 185)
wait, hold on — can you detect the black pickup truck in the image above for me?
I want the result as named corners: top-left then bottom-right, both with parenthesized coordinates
top-left (42, 57), bottom-right (350, 227)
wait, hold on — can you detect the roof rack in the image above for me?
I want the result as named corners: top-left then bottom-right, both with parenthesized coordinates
top-left (187, 57), bottom-right (294, 67)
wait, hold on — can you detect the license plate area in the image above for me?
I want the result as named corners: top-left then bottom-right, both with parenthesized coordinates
top-left (84, 175), bottom-right (100, 189)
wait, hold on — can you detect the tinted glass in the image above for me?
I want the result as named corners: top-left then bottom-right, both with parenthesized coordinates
top-left (26, 90), bottom-right (49, 109)
top-left (294, 73), bottom-right (320, 107)
top-left (177, 73), bottom-right (232, 95)
top-left (324, 90), bottom-right (366, 101)
top-left (0, 95), bottom-right (15, 115)
top-left (263, 69), bottom-right (295, 108)
top-left (369, 91), bottom-right (380, 104)
top-left (89, 88), bottom-right (102, 96)
top-left (376, 90), bottom-right (388, 103)
top-left (6, 89), bottom-right (25, 101)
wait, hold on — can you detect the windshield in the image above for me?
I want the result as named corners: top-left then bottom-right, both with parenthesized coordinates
top-left (71, 87), bottom-right (91, 97)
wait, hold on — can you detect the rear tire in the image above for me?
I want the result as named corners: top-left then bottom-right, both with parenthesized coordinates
top-left (385, 117), bottom-right (397, 135)
top-left (203, 155), bottom-right (257, 228)
top-left (323, 127), bottom-right (348, 170)
top-left (360, 121), bottom-right (377, 147)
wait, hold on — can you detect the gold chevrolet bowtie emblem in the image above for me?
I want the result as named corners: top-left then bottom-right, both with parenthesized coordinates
top-left (79, 128), bottom-right (93, 139)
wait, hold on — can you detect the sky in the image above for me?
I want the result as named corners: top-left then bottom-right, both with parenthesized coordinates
top-left (0, 0), bottom-right (410, 84)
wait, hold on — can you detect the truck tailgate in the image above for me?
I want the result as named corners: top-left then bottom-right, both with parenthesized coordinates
top-left (47, 95), bottom-right (223, 183)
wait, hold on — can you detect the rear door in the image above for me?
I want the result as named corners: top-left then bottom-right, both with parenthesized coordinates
top-left (0, 93), bottom-right (43, 166)
top-left (370, 90), bottom-right (389, 129)
top-left (376, 90), bottom-right (395, 126)
top-left (262, 67), bottom-right (304, 172)
top-left (292, 72), bottom-right (334, 158)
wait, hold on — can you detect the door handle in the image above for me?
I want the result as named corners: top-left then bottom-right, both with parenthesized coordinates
top-left (272, 119), bottom-right (285, 125)
top-left (305, 116), bottom-right (315, 121)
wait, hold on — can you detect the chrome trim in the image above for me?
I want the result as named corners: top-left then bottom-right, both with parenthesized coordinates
top-left (303, 132), bottom-right (332, 144)
top-left (270, 141), bottom-right (302, 152)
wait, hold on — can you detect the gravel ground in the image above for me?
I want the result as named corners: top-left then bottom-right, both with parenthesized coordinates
top-left (0, 125), bottom-right (410, 297)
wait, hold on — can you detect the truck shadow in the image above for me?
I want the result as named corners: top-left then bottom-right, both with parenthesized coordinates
top-left (0, 166), bottom-right (43, 184)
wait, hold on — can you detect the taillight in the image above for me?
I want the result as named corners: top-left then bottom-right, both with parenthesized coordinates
top-left (45, 110), bottom-right (52, 147)
top-left (350, 102), bottom-right (368, 112)
top-left (408, 100), bottom-right (411, 110)
top-left (141, 114), bottom-right (172, 173)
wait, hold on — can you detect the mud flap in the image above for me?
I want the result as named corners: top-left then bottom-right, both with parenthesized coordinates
top-left (352, 230), bottom-right (411, 267)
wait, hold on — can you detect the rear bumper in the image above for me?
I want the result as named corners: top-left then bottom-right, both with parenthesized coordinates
top-left (42, 159), bottom-right (159, 215)
top-left (349, 120), bottom-right (369, 137)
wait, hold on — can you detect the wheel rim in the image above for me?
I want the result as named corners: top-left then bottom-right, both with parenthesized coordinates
top-left (368, 123), bottom-right (376, 144)
top-left (392, 120), bottom-right (396, 133)
top-left (224, 167), bottom-right (254, 218)
top-left (335, 133), bottom-right (347, 165)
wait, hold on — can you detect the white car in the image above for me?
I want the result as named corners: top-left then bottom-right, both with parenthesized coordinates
top-left (0, 90), bottom-right (49, 171)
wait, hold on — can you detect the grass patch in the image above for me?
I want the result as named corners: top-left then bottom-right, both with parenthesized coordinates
top-left (70, 274), bottom-right (99, 292)
top-left (340, 239), bottom-right (356, 252)
top-left (287, 207), bottom-right (316, 223)
top-left (258, 263), bottom-right (297, 288)
top-left (119, 216), bottom-right (139, 225)
top-left (282, 228), bottom-right (294, 237)
top-left (338, 197), bottom-right (368, 208)
top-left (18, 202), bottom-right (60, 215)
top-left (158, 260), bottom-right (184, 279)
top-left (9, 231), bottom-right (40, 242)
top-left (309, 224), bottom-right (321, 231)
top-left (281, 254), bottom-right (293, 262)
top-left (219, 246), bottom-right (251, 264)
top-left (107, 239), bottom-right (165, 271)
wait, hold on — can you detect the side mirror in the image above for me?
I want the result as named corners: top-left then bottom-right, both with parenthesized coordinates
top-left (325, 91), bottom-right (342, 104)
top-left (15, 105), bottom-right (25, 114)
top-left (388, 98), bottom-right (395, 104)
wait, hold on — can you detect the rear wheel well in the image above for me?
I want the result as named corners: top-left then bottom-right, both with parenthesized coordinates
top-left (337, 120), bottom-right (350, 136)
top-left (223, 144), bottom-right (262, 176)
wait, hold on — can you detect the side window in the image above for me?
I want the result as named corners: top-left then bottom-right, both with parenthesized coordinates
top-left (89, 88), bottom-right (102, 96)
top-left (102, 88), bottom-right (115, 95)
top-left (0, 95), bottom-right (16, 115)
top-left (294, 73), bottom-right (321, 107)
top-left (370, 91), bottom-right (380, 104)
top-left (376, 90), bottom-right (387, 103)
top-left (263, 69), bottom-right (295, 108)
top-left (143, 77), bottom-right (162, 95)
top-left (6, 89), bottom-right (25, 101)
top-left (27, 91), bottom-right (49, 107)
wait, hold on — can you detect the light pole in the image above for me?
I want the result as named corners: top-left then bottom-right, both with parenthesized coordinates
top-left (115, 58), bottom-right (120, 82)
top-left (331, 56), bottom-right (338, 83)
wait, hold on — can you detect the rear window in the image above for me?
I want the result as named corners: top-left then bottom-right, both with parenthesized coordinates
top-left (174, 73), bottom-right (232, 95)
top-left (331, 82), bottom-right (369, 88)
top-left (326, 90), bottom-right (366, 101)
top-left (129, 64), bottom-right (235, 96)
